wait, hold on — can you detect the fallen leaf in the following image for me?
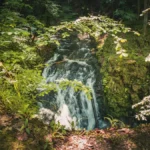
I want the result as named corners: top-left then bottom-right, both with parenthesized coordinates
top-left (17, 132), bottom-right (28, 141)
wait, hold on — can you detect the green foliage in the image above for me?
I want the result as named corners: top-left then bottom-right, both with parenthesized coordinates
top-left (114, 9), bottom-right (138, 21)
top-left (1, 0), bottom-right (61, 26)
top-left (104, 115), bottom-right (125, 128)
top-left (0, 7), bottom-right (46, 119)
top-left (0, 63), bottom-right (41, 116)
top-left (29, 0), bottom-right (61, 25)
top-left (20, 118), bottom-right (30, 135)
top-left (38, 15), bottom-right (133, 59)
top-left (39, 79), bottom-right (92, 100)
top-left (56, 79), bottom-right (92, 100)
top-left (97, 31), bottom-right (150, 118)
top-left (49, 120), bottom-right (66, 138)
top-left (4, 0), bottom-right (32, 12)
top-left (100, 0), bottom-right (138, 22)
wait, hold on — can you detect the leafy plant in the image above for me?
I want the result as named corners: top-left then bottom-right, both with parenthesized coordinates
top-left (114, 9), bottom-right (138, 21)
top-left (20, 118), bottom-right (30, 135)
top-left (39, 78), bottom-right (92, 100)
top-left (49, 120), bottom-right (66, 139)
top-left (104, 115), bottom-right (125, 128)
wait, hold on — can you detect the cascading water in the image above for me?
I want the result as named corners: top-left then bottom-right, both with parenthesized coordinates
top-left (41, 34), bottom-right (105, 130)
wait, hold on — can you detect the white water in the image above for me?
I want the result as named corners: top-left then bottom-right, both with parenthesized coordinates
top-left (42, 38), bottom-right (101, 130)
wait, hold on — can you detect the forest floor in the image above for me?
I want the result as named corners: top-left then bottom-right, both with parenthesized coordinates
top-left (53, 125), bottom-right (150, 150)
top-left (0, 113), bottom-right (150, 150)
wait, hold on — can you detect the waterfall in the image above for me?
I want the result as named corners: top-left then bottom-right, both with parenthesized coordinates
top-left (41, 35), bottom-right (104, 130)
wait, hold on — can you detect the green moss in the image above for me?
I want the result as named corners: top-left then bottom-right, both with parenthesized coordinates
top-left (132, 124), bottom-right (150, 149)
top-left (97, 33), bottom-right (150, 118)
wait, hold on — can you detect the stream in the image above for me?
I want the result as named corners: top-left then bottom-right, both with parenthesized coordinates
top-left (41, 34), bottom-right (106, 130)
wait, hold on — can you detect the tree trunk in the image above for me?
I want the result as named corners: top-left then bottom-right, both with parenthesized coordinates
top-left (137, 0), bottom-right (140, 16)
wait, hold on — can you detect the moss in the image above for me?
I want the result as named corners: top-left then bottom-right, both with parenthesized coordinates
top-left (108, 133), bottom-right (129, 150)
top-left (132, 124), bottom-right (150, 150)
top-left (0, 114), bottom-right (54, 150)
top-left (97, 32), bottom-right (150, 118)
